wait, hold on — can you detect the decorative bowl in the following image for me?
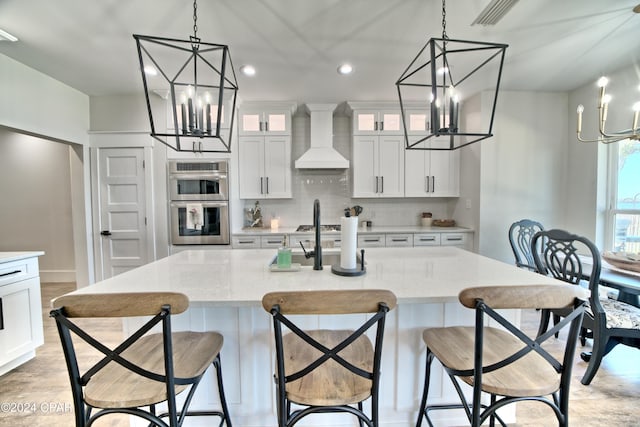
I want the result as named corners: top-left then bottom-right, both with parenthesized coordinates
top-left (602, 251), bottom-right (640, 273)
top-left (432, 219), bottom-right (456, 227)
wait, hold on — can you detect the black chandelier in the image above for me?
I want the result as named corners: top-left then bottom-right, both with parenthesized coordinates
top-left (134, 0), bottom-right (238, 153)
top-left (396, 0), bottom-right (507, 150)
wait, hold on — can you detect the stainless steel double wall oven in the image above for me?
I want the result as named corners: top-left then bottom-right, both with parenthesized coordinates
top-left (169, 160), bottom-right (230, 245)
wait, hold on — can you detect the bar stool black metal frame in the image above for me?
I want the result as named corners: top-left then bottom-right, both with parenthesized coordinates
top-left (263, 290), bottom-right (396, 427)
top-left (50, 292), bottom-right (233, 427)
top-left (416, 285), bottom-right (586, 427)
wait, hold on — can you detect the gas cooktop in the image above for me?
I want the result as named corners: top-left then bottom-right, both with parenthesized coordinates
top-left (296, 224), bottom-right (341, 232)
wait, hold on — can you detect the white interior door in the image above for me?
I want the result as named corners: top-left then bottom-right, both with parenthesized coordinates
top-left (97, 148), bottom-right (148, 279)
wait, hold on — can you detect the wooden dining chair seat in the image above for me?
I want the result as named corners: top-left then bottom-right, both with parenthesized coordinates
top-left (50, 292), bottom-right (232, 427)
top-left (281, 329), bottom-right (373, 406)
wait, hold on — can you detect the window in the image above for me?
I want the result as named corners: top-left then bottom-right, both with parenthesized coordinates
top-left (608, 139), bottom-right (640, 253)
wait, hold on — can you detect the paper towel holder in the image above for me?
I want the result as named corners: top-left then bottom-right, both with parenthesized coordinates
top-left (331, 249), bottom-right (366, 277)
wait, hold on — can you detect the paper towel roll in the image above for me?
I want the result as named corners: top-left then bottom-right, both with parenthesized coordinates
top-left (340, 216), bottom-right (358, 269)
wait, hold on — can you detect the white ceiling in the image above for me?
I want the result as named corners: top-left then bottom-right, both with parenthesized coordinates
top-left (0, 0), bottom-right (639, 102)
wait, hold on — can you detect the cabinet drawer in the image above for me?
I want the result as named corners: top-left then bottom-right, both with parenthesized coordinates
top-left (385, 234), bottom-right (414, 247)
top-left (0, 257), bottom-right (40, 287)
top-left (358, 234), bottom-right (385, 248)
top-left (231, 236), bottom-right (260, 249)
top-left (261, 235), bottom-right (286, 248)
top-left (414, 233), bottom-right (442, 246)
top-left (441, 233), bottom-right (467, 246)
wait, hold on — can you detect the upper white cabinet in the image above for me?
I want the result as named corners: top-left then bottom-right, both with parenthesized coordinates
top-left (238, 103), bottom-right (296, 199)
top-left (349, 102), bottom-right (405, 198)
top-left (352, 134), bottom-right (405, 198)
top-left (238, 105), bottom-right (293, 136)
top-left (405, 137), bottom-right (460, 197)
top-left (353, 109), bottom-right (402, 135)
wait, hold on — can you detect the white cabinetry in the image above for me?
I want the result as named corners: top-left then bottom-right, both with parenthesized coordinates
top-left (413, 233), bottom-right (441, 246)
top-left (352, 135), bottom-right (404, 197)
top-left (231, 234), bottom-right (286, 249)
top-left (238, 106), bottom-right (292, 136)
top-left (405, 138), bottom-right (460, 197)
top-left (358, 234), bottom-right (386, 248)
top-left (348, 103), bottom-right (408, 198)
top-left (238, 103), bottom-right (296, 199)
top-left (0, 253), bottom-right (44, 376)
top-left (385, 234), bottom-right (414, 247)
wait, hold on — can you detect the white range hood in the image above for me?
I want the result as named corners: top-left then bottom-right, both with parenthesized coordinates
top-left (295, 103), bottom-right (349, 169)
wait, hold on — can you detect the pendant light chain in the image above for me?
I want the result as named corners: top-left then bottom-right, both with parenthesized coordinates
top-left (441, 0), bottom-right (447, 40)
top-left (192, 0), bottom-right (198, 39)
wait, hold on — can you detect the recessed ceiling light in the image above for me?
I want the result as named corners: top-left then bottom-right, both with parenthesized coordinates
top-left (0, 29), bottom-right (18, 42)
top-left (337, 63), bottom-right (353, 75)
top-left (143, 65), bottom-right (158, 76)
top-left (240, 65), bottom-right (256, 76)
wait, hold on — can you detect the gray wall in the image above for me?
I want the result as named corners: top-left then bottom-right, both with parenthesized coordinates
top-left (0, 128), bottom-right (76, 281)
top-left (468, 90), bottom-right (570, 264)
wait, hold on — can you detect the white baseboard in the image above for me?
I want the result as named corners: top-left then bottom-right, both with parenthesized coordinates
top-left (39, 270), bottom-right (76, 283)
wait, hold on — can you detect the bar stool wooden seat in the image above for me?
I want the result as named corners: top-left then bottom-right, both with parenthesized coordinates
top-left (50, 292), bottom-right (233, 427)
top-left (262, 289), bottom-right (397, 427)
top-left (416, 284), bottom-right (586, 427)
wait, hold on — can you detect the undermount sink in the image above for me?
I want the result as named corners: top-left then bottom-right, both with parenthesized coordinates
top-left (269, 251), bottom-right (364, 268)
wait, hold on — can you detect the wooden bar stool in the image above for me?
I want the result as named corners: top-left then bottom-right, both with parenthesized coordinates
top-left (416, 284), bottom-right (586, 427)
top-left (262, 289), bottom-right (397, 427)
top-left (50, 292), bottom-right (233, 427)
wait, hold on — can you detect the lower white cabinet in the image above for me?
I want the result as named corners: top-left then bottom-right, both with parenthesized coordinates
top-left (232, 234), bottom-right (286, 249)
top-left (414, 233), bottom-right (442, 246)
top-left (440, 232), bottom-right (468, 246)
top-left (385, 234), bottom-right (414, 247)
top-left (0, 254), bottom-right (44, 376)
top-left (289, 233), bottom-right (342, 249)
top-left (358, 234), bottom-right (386, 248)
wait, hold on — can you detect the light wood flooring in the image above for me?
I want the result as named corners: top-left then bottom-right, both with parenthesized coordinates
top-left (0, 282), bottom-right (638, 426)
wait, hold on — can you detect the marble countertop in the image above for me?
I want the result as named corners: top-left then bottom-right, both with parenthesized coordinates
top-left (68, 247), bottom-right (557, 306)
top-left (0, 251), bottom-right (44, 263)
top-left (235, 225), bottom-right (473, 235)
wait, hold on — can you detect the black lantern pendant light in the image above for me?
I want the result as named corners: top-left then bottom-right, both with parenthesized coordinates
top-left (396, 0), bottom-right (507, 150)
top-left (134, 0), bottom-right (238, 153)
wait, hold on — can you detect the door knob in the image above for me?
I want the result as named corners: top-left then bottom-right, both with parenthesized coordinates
top-left (100, 230), bottom-right (112, 236)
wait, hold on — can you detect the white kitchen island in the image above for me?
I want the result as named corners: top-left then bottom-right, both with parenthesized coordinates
top-left (65, 247), bottom-right (561, 426)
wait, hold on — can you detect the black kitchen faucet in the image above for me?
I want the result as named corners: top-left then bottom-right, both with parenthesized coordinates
top-left (300, 199), bottom-right (323, 270)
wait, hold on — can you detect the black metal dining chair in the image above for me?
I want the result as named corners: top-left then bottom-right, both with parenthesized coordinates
top-left (532, 229), bottom-right (640, 385)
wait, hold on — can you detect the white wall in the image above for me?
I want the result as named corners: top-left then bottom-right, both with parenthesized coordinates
top-left (0, 129), bottom-right (76, 281)
top-left (0, 53), bottom-right (93, 285)
top-left (474, 90), bottom-right (569, 264)
top-left (0, 54), bottom-right (89, 145)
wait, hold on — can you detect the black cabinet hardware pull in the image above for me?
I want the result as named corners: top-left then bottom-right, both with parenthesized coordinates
top-left (0, 270), bottom-right (21, 278)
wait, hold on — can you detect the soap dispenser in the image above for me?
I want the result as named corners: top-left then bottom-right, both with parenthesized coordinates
top-left (277, 235), bottom-right (292, 268)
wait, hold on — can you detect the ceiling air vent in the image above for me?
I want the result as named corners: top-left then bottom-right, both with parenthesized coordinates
top-left (471, 0), bottom-right (519, 26)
